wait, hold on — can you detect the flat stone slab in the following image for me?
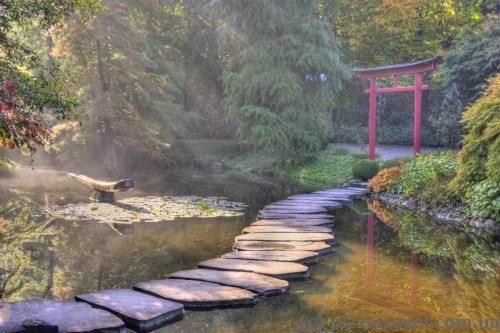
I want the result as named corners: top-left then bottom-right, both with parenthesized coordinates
top-left (75, 289), bottom-right (184, 332)
top-left (169, 269), bottom-right (288, 296)
top-left (234, 241), bottom-right (332, 255)
top-left (313, 189), bottom-right (364, 197)
top-left (259, 208), bottom-right (327, 215)
top-left (252, 219), bottom-right (334, 227)
top-left (0, 300), bottom-right (124, 333)
top-left (199, 258), bottom-right (309, 280)
top-left (236, 232), bottom-right (335, 244)
top-left (262, 204), bottom-right (327, 212)
top-left (243, 225), bottom-right (332, 234)
top-left (222, 250), bottom-right (319, 265)
top-left (134, 279), bottom-right (257, 309)
top-left (287, 195), bottom-right (352, 203)
top-left (271, 200), bottom-right (344, 208)
top-left (257, 213), bottom-right (334, 220)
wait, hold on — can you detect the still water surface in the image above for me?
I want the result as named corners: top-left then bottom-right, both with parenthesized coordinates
top-left (0, 168), bottom-right (498, 332)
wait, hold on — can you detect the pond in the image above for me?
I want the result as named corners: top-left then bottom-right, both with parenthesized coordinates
top-left (1, 168), bottom-right (499, 332)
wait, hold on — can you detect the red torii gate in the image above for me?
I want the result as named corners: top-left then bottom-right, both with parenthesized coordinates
top-left (353, 57), bottom-right (441, 160)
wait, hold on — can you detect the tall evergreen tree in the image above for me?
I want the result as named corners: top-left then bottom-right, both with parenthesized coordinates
top-left (52, 0), bottom-right (192, 174)
top-left (209, 0), bottom-right (350, 163)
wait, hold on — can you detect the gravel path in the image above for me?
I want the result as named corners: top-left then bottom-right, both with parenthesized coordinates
top-left (334, 143), bottom-right (454, 160)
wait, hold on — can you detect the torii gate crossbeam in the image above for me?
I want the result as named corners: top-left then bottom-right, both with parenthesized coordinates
top-left (353, 57), bottom-right (441, 160)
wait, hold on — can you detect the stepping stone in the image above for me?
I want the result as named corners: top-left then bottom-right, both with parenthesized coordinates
top-left (252, 219), bottom-right (334, 227)
top-left (222, 250), bottom-right (319, 265)
top-left (75, 289), bottom-right (184, 332)
top-left (134, 279), bottom-right (257, 309)
top-left (243, 225), bottom-right (332, 234)
top-left (258, 213), bottom-right (334, 220)
top-left (287, 195), bottom-right (352, 203)
top-left (199, 258), bottom-right (309, 280)
top-left (259, 208), bottom-right (326, 215)
top-left (313, 190), bottom-right (362, 198)
top-left (236, 232), bottom-right (335, 244)
top-left (0, 300), bottom-right (125, 333)
top-left (262, 204), bottom-right (328, 212)
top-left (234, 241), bottom-right (333, 255)
top-left (272, 200), bottom-right (344, 208)
top-left (169, 269), bottom-right (288, 296)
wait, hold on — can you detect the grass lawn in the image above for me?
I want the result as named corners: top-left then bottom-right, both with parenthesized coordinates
top-left (288, 145), bottom-right (357, 190)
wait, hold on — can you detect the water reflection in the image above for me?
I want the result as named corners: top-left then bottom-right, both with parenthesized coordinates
top-left (1, 170), bottom-right (499, 332)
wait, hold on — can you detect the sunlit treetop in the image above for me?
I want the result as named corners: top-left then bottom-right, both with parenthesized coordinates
top-left (0, 0), bottom-right (105, 154)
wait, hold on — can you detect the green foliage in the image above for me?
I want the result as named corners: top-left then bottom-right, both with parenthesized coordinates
top-left (451, 75), bottom-right (500, 194)
top-left (396, 152), bottom-right (459, 208)
top-left (428, 17), bottom-right (500, 146)
top-left (466, 180), bottom-right (500, 220)
top-left (380, 157), bottom-right (413, 170)
top-left (351, 159), bottom-right (379, 181)
top-left (438, 17), bottom-right (500, 107)
top-left (323, 0), bottom-right (489, 66)
top-left (289, 145), bottom-right (355, 190)
top-left (332, 125), bottom-right (448, 147)
top-left (0, 153), bottom-right (19, 175)
top-left (209, 0), bottom-right (350, 164)
top-left (51, 0), bottom-right (195, 173)
top-left (0, 0), bottom-right (104, 155)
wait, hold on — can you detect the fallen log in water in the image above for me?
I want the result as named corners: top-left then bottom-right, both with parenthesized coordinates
top-left (67, 173), bottom-right (134, 202)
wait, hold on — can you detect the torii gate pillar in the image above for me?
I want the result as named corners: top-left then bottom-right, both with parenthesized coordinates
top-left (354, 57), bottom-right (441, 160)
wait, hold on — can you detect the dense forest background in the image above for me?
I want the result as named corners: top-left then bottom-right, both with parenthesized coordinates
top-left (1, 0), bottom-right (499, 176)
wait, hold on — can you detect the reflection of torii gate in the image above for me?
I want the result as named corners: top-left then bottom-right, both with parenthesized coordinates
top-left (353, 57), bottom-right (441, 160)
top-left (350, 215), bottom-right (429, 319)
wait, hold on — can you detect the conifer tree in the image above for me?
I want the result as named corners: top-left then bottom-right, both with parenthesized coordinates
top-left (52, 0), bottom-right (192, 173)
top-left (209, 0), bottom-right (350, 163)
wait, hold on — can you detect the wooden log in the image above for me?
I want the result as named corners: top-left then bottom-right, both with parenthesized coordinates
top-left (234, 241), bottom-right (333, 256)
top-left (222, 250), bottom-right (319, 265)
top-left (67, 173), bottom-right (135, 192)
top-left (134, 279), bottom-right (258, 309)
top-left (251, 219), bottom-right (334, 227)
top-left (236, 232), bottom-right (335, 244)
top-left (198, 258), bottom-right (309, 280)
top-left (75, 289), bottom-right (184, 332)
top-left (0, 300), bottom-right (125, 333)
top-left (242, 225), bottom-right (332, 234)
top-left (169, 269), bottom-right (288, 296)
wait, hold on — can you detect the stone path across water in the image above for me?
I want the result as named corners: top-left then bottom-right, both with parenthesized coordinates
top-left (0, 184), bottom-right (367, 333)
top-left (234, 240), bottom-right (334, 255)
top-left (222, 250), bottom-right (319, 265)
top-left (236, 232), bottom-right (335, 244)
top-left (169, 269), bottom-right (289, 296)
top-left (242, 224), bottom-right (332, 234)
top-left (75, 289), bottom-right (184, 332)
top-left (251, 219), bottom-right (334, 227)
top-left (134, 279), bottom-right (258, 310)
top-left (198, 258), bottom-right (310, 280)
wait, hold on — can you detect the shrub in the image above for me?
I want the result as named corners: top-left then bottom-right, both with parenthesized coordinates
top-left (352, 159), bottom-right (379, 181)
top-left (380, 156), bottom-right (413, 169)
top-left (369, 166), bottom-right (402, 193)
top-left (397, 152), bottom-right (459, 208)
top-left (450, 75), bottom-right (500, 195)
top-left (466, 180), bottom-right (500, 221)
